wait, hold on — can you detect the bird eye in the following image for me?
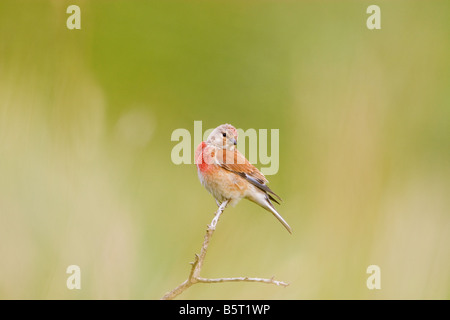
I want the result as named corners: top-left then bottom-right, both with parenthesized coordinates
top-left (222, 132), bottom-right (226, 137)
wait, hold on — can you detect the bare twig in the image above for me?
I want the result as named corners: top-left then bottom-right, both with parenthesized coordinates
top-left (161, 199), bottom-right (289, 300)
top-left (197, 276), bottom-right (289, 287)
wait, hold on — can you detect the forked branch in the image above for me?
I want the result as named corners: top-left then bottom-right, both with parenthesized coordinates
top-left (161, 200), bottom-right (289, 300)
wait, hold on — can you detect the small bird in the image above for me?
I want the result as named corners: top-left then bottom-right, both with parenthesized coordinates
top-left (195, 124), bottom-right (292, 234)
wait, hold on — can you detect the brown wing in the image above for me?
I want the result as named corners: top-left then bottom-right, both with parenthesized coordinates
top-left (215, 148), bottom-right (282, 202)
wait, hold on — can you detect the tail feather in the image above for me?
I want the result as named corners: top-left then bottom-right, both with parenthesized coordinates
top-left (268, 193), bottom-right (281, 205)
top-left (246, 187), bottom-right (292, 234)
top-left (264, 198), bottom-right (292, 234)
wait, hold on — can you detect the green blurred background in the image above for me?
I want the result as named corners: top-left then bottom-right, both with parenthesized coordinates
top-left (1, 0), bottom-right (449, 299)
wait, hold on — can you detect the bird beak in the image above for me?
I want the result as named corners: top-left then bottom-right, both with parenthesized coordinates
top-left (232, 138), bottom-right (237, 146)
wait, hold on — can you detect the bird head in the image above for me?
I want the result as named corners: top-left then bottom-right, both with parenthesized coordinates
top-left (206, 124), bottom-right (238, 149)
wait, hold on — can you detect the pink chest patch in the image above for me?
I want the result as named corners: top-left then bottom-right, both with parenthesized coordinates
top-left (195, 142), bottom-right (213, 173)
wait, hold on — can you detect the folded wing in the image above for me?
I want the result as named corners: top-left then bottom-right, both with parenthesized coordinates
top-left (215, 148), bottom-right (282, 203)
